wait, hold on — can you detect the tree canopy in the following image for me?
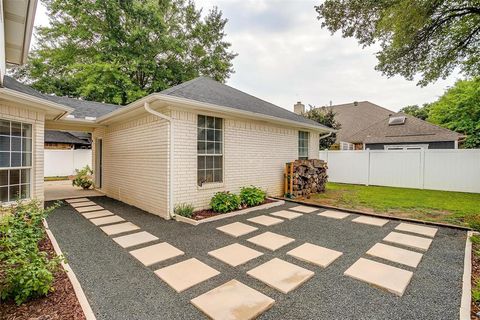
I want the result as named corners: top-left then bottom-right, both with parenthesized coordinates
top-left (303, 106), bottom-right (341, 149)
top-left (13, 0), bottom-right (237, 105)
top-left (399, 104), bottom-right (431, 120)
top-left (315, 1), bottom-right (480, 86)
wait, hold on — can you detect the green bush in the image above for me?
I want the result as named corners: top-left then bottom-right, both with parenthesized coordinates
top-left (0, 201), bottom-right (63, 305)
top-left (210, 192), bottom-right (241, 213)
top-left (174, 203), bottom-right (194, 218)
top-left (240, 186), bottom-right (267, 207)
top-left (72, 165), bottom-right (94, 190)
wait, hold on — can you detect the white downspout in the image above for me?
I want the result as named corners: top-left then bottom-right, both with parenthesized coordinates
top-left (319, 131), bottom-right (333, 141)
top-left (144, 102), bottom-right (175, 219)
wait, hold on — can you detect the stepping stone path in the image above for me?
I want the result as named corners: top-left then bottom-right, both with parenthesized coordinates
top-left (344, 258), bottom-right (413, 296)
top-left (247, 258), bottom-right (314, 294)
top-left (247, 215), bottom-right (284, 226)
top-left (65, 198), bottom-right (90, 203)
top-left (100, 222), bottom-right (140, 236)
top-left (287, 243), bottom-right (342, 268)
top-left (247, 231), bottom-right (295, 251)
top-left (208, 243), bottom-right (263, 267)
top-left (366, 243), bottom-right (423, 268)
top-left (383, 231), bottom-right (432, 251)
top-left (90, 215), bottom-right (125, 226)
top-left (352, 216), bottom-right (389, 227)
top-left (70, 201), bottom-right (97, 208)
top-left (113, 231), bottom-right (159, 249)
top-left (216, 222), bottom-right (258, 238)
top-left (289, 205), bottom-right (318, 213)
top-left (317, 210), bottom-right (350, 220)
top-left (130, 242), bottom-right (184, 266)
top-left (191, 280), bottom-right (275, 320)
top-left (155, 258), bottom-right (220, 293)
top-left (76, 205), bottom-right (104, 213)
top-left (270, 210), bottom-right (303, 220)
top-left (82, 210), bottom-right (114, 219)
top-left (395, 223), bottom-right (438, 237)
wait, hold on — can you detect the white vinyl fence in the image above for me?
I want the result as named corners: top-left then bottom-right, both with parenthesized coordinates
top-left (319, 149), bottom-right (480, 193)
top-left (44, 149), bottom-right (92, 177)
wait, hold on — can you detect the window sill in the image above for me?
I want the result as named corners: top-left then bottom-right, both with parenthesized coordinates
top-left (197, 182), bottom-right (225, 191)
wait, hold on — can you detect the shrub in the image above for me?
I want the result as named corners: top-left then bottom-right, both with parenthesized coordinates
top-left (210, 192), bottom-right (241, 213)
top-left (174, 203), bottom-right (194, 218)
top-left (72, 165), bottom-right (94, 190)
top-left (0, 201), bottom-right (63, 305)
top-left (240, 186), bottom-right (266, 207)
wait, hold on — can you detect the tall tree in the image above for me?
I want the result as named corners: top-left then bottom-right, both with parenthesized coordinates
top-left (315, 1), bottom-right (480, 86)
top-left (303, 106), bottom-right (341, 149)
top-left (13, 0), bottom-right (237, 105)
top-left (399, 104), bottom-right (431, 120)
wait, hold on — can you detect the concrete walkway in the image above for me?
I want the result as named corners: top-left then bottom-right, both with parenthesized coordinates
top-left (44, 180), bottom-right (103, 201)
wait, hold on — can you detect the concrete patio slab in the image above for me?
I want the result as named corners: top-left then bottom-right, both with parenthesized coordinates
top-left (289, 205), bottom-right (318, 214)
top-left (383, 232), bottom-right (432, 251)
top-left (270, 210), bottom-right (303, 220)
top-left (76, 205), bottom-right (104, 213)
top-left (352, 216), bottom-right (389, 227)
top-left (90, 215), bottom-right (125, 226)
top-left (113, 231), bottom-right (159, 248)
top-left (344, 258), bottom-right (413, 296)
top-left (70, 201), bottom-right (97, 208)
top-left (247, 215), bottom-right (284, 226)
top-left (287, 243), bottom-right (342, 268)
top-left (65, 198), bottom-right (90, 203)
top-left (208, 243), bottom-right (263, 267)
top-left (130, 242), bottom-right (184, 266)
top-left (100, 222), bottom-right (140, 236)
top-left (45, 180), bottom-right (103, 201)
top-left (82, 210), bottom-right (114, 219)
top-left (247, 232), bottom-right (295, 251)
top-left (366, 243), bottom-right (423, 268)
top-left (395, 223), bottom-right (438, 238)
top-left (155, 258), bottom-right (220, 293)
top-left (317, 210), bottom-right (350, 220)
top-left (216, 222), bottom-right (259, 238)
top-left (247, 258), bottom-right (314, 294)
top-left (191, 279), bottom-right (275, 320)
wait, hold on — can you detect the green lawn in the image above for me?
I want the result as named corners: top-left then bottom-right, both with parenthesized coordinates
top-left (308, 182), bottom-right (480, 229)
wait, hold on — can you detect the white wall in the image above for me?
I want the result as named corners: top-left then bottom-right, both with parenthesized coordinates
top-left (44, 149), bottom-right (92, 177)
top-left (319, 149), bottom-right (480, 193)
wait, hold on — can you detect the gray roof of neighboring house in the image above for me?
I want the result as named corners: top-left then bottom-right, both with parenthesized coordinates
top-left (45, 130), bottom-right (91, 145)
top-left (160, 76), bottom-right (332, 130)
top-left (344, 112), bottom-right (463, 144)
top-left (3, 76), bottom-right (124, 119)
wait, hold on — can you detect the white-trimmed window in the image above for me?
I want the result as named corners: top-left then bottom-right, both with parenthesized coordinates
top-left (298, 131), bottom-right (309, 160)
top-left (197, 115), bottom-right (223, 186)
top-left (0, 120), bottom-right (32, 202)
top-left (340, 141), bottom-right (354, 150)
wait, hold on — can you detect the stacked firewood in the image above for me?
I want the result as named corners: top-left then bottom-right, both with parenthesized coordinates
top-left (290, 159), bottom-right (328, 198)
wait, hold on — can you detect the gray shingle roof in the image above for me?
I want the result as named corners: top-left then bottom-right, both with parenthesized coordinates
top-left (45, 130), bottom-right (91, 145)
top-left (160, 76), bottom-right (331, 130)
top-left (3, 76), bottom-right (124, 119)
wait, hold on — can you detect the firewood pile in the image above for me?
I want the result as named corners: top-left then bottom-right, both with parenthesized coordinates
top-left (285, 159), bottom-right (328, 198)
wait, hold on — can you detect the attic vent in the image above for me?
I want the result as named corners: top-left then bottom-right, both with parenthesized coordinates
top-left (388, 116), bottom-right (406, 125)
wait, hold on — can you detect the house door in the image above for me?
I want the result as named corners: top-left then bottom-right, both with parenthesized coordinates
top-left (95, 138), bottom-right (103, 189)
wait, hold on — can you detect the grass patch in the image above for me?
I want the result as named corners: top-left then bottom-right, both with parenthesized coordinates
top-left (309, 182), bottom-right (480, 228)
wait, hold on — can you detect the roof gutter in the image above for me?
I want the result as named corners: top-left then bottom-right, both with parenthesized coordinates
top-left (144, 102), bottom-right (175, 219)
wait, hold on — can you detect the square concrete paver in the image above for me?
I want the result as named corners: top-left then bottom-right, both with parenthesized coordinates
top-left (270, 210), bottom-right (303, 220)
top-left (317, 210), bottom-right (350, 220)
top-left (155, 258), bottom-right (220, 293)
top-left (287, 243), bottom-right (342, 268)
top-left (383, 232), bottom-right (432, 251)
top-left (90, 215), bottom-right (125, 226)
top-left (70, 201), bottom-right (97, 208)
top-left (65, 198), bottom-right (90, 203)
top-left (130, 242), bottom-right (184, 266)
top-left (289, 205), bottom-right (318, 214)
top-left (366, 243), bottom-right (423, 268)
top-left (113, 231), bottom-right (159, 248)
top-left (247, 232), bottom-right (295, 251)
top-left (216, 222), bottom-right (258, 238)
top-left (352, 216), bottom-right (389, 227)
top-left (395, 223), bottom-right (438, 238)
top-left (83, 210), bottom-right (114, 219)
top-left (247, 258), bottom-right (314, 294)
top-left (247, 215), bottom-right (284, 226)
top-left (76, 205), bottom-right (104, 213)
top-left (191, 279), bottom-right (275, 320)
top-left (100, 222), bottom-right (140, 236)
top-left (208, 243), bottom-right (263, 267)
top-left (344, 258), bottom-right (413, 296)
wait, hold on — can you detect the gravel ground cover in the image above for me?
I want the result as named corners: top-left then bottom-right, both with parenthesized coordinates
top-left (46, 197), bottom-right (466, 320)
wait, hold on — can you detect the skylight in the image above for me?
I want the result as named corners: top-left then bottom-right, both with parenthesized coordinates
top-left (388, 116), bottom-right (406, 125)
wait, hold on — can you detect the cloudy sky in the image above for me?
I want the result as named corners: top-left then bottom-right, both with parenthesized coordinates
top-left (34, 0), bottom-right (459, 112)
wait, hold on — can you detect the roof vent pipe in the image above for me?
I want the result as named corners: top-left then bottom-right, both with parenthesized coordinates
top-left (353, 101), bottom-right (358, 106)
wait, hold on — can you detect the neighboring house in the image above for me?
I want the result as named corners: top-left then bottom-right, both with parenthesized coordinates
top-left (295, 101), bottom-right (462, 150)
top-left (45, 130), bottom-right (91, 149)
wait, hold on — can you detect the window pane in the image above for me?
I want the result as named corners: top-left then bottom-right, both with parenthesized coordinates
top-left (0, 136), bottom-right (9, 151)
top-left (206, 116), bottom-right (214, 128)
top-left (10, 169), bottom-right (20, 185)
top-left (0, 170), bottom-right (7, 186)
top-left (9, 185), bottom-right (19, 201)
top-left (197, 169), bottom-right (205, 185)
top-left (21, 123), bottom-right (32, 138)
top-left (21, 169), bottom-right (30, 184)
top-left (214, 142), bottom-right (222, 154)
top-left (0, 152), bottom-right (10, 167)
top-left (206, 129), bottom-right (215, 141)
top-left (197, 156), bottom-right (205, 171)
top-left (22, 153), bottom-right (32, 167)
top-left (11, 122), bottom-right (21, 137)
top-left (22, 138), bottom-right (32, 152)
top-left (206, 156), bottom-right (214, 169)
top-left (0, 120), bottom-right (10, 135)
top-left (214, 156), bottom-right (222, 169)
top-left (197, 141), bottom-right (205, 154)
top-left (214, 118), bottom-right (222, 130)
top-left (198, 115), bottom-right (206, 128)
top-left (214, 130), bottom-right (222, 142)
top-left (214, 169), bottom-right (222, 182)
top-left (11, 153), bottom-right (21, 167)
top-left (20, 184), bottom-right (30, 199)
top-left (197, 128), bottom-right (206, 141)
top-left (206, 142), bottom-right (214, 154)
top-left (11, 137), bottom-right (21, 151)
top-left (205, 170), bottom-right (214, 183)
top-left (0, 186), bottom-right (7, 202)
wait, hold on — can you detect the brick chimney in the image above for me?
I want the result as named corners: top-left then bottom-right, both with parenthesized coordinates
top-left (294, 101), bottom-right (305, 115)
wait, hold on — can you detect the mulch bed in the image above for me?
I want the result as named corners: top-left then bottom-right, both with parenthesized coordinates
top-left (0, 235), bottom-right (86, 320)
top-left (191, 198), bottom-right (276, 220)
top-left (472, 239), bottom-right (480, 319)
